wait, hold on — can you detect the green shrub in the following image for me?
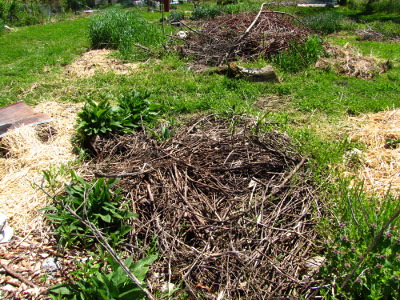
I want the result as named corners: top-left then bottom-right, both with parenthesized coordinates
top-left (270, 36), bottom-right (325, 73)
top-left (49, 253), bottom-right (158, 300)
top-left (302, 11), bottom-right (344, 34)
top-left (42, 170), bottom-right (136, 247)
top-left (89, 9), bottom-right (166, 59)
top-left (190, 5), bottom-right (222, 20)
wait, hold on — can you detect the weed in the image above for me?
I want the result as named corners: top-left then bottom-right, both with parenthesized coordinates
top-left (49, 252), bottom-right (158, 300)
top-left (148, 125), bottom-right (175, 142)
top-left (270, 36), bottom-right (325, 73)
top-left (302, 11), bottom-right (344, 34)
top-left (190, 5), bottom-right (222, 20)
top-left (42, 170), bottom-right (136, 247)
top-left (318, 183), bottom-right (400, 299)
top-left (89, 9), bottom-right (167, 59)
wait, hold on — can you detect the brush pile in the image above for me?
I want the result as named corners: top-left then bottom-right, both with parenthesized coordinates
top-left (178, 11), bottom-right (311, 66)
top-left (89, 115), bottom-right (321, 299)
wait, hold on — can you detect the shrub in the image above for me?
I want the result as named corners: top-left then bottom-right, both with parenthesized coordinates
top-left (42, 170), bottom-right (137, 247)
top-left (89, 9), bottom-right (166, 59)
top-left (190, 5), bottom-right (222, 20)
top-left (302, 11), bottom-right (344, 34)
top-left (270, 36), bottom-right (325, 73)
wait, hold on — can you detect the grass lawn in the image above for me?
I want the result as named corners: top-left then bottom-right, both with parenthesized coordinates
top-left (0, 16), bottom-right (90, 106)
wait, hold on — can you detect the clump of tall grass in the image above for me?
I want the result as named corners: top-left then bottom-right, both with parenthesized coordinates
top-left (302, 11), bottom-right (344, 34)
top-left (190, 4), bottom-right (222, 20)
top-left (89, 9), bottom-right (167, 59)
top-left (270, 36), bottom-right (325, 73)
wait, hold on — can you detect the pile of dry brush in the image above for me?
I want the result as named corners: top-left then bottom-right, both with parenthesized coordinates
top-left (89, 115), bottom-right (322, 299)
top-left (176, 11), bottom-right (311, 66)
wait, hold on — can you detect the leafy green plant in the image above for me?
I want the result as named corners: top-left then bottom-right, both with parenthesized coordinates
top-left (42, 170), bottom-right (136, 247)
top-left (89, 9), bottom-right (167, 59)
top-left (117, 90), bottom-right (160, 129)
top-left (74, 91), bottom-right (162, 152)
top-left (302, 11), bottom-right (344, 34)
top-left (270, 36), bottom-right (324, 73)
top-left (75, 98), bottom-right (133, 148)
top-left (49, 253), bottom-right (158, 300)
top-left (190, 5), bottom-right (222, 20)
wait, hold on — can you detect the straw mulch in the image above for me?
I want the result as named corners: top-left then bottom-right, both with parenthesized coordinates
top-left (178, 12), bottom-right (311, 66)
top-left (65, 49), bottom-right (140, 78)
top-left (0, 102), bottom-right (80, 234)
top-left (348, 109), bottom-right (400, 196)
top-left (88, 115), bottom-right (321, 299)
top-left (316, 43), bottom-right (390, 79)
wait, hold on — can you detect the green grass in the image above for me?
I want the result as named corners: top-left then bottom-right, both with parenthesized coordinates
top-left (0, 16), bottom-right (89, 106)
